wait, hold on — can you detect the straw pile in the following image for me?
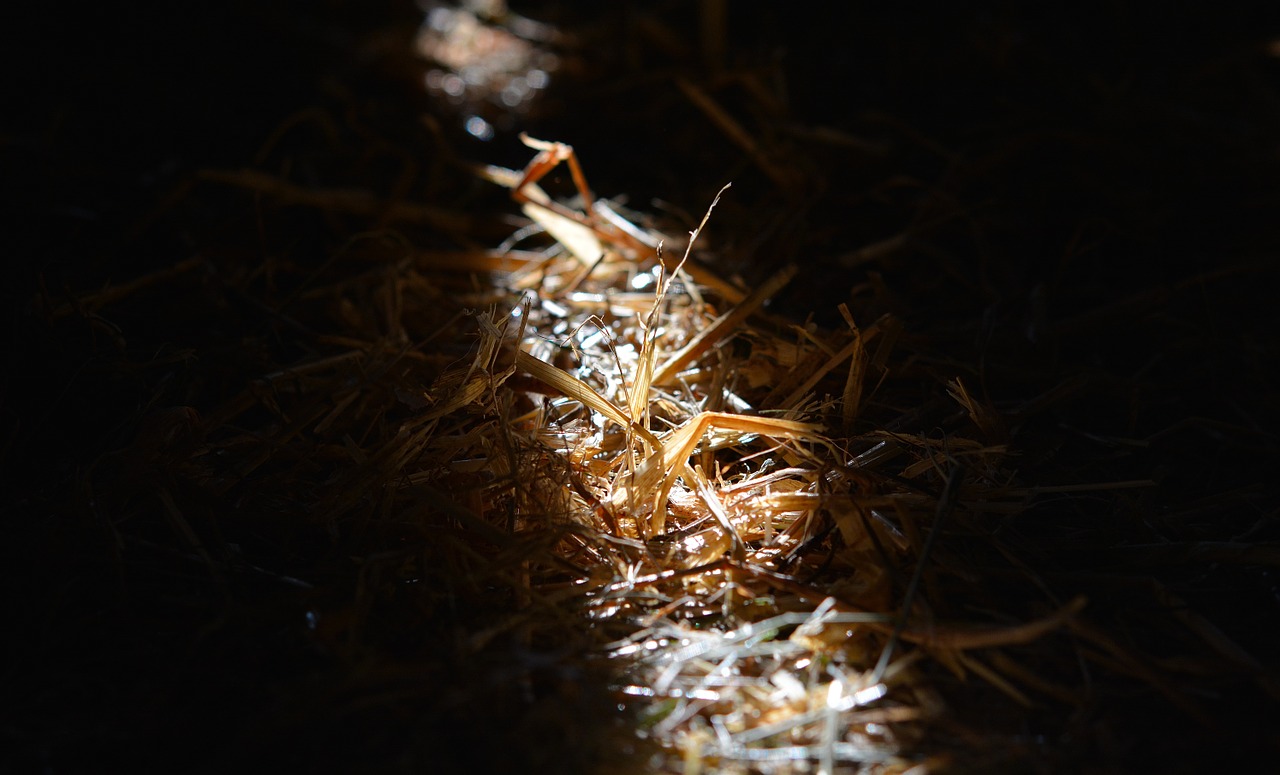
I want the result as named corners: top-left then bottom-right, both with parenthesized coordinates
top-left (437, 133), bottom-right (1110, 772)
top-left (8, 3), bottom-right (1280, 774)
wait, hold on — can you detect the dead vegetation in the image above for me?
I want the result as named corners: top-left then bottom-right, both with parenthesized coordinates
top-left (7, 2), bottom-right (1280, 774)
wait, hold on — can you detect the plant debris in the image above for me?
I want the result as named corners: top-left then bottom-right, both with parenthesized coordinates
top-left (8, 3), bottom-right (1280, 774)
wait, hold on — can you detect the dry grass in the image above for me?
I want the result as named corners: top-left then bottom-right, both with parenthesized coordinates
top-left (414, 137), bottom-right (1132, 772)
top-left (8, 3), bottom-right (1280, 774)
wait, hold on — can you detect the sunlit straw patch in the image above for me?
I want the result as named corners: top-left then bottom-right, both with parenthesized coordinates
top-left (453, 136), bottom-right (1087, 772)
top-left (416, 1), bottom-right (563, 136)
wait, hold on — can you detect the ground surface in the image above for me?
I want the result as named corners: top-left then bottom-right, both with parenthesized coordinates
top-left (5, 2), bottom-right (1280, 773)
